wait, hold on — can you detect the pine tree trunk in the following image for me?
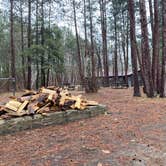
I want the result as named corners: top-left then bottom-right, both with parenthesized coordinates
top-left (85, 0), bottom-right (98, 93)
top-left (128, 0), bottom-right (141, 97)
top-left (125, 17), bottom-right (129, 85)
top-left (27, 0), bottom-right (32, 90)
top-left (152, 0), bottom-right (160, 94)
top-left (118, 33), bottom-right (123, 75)
top-left (121, 11), bottom-right (127, 83)
top-left (41, 0), bottom-right (45, 87)
top-left (73, 0), bottom-right (84, 86)
top-left (139, 0), bottom-right (154, 97)
top-left (96, 46), bottom-right (103, 78)
top-left (35, 0), bottom-right (39, 89)
top-left (114, 13), bottom-right (118, 85)
top-left (46, 0), bottom-right (51, 87)
top-left (83, 0), bottom-right (88, 58)
top-left (148, 0), bottom-right (154, 36)
top-left (136, 44), bottom-right (146, 91)
top-left (20, 1), bottom-right (26, 87)
top-left (10, 0), bottom-right (16, 82)
top-left (160, 0), bottom-right (166, 97)
top-left (99, 0), bottom-right (109, 87)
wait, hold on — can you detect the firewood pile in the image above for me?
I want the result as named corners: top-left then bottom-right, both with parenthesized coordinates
top-left (0, 87), bottom-right (98, 119)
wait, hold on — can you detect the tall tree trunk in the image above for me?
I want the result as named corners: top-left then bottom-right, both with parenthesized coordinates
top-left (139, 0), bottom-right (154, 97)
top-left (10, 0), bottom-right (15, 82)
top-left (118, 32), bottom-right (123, 75)
top-left (73, 0), bottom-right (84, 85)
top-left (20, 1), bottom-right (26, 87)
top-left (96, 46), bottom-right (103, 77)
top-left (125, 18), bottom-right (129, 85)
top-left (121, 11), bottom-right (129, 85)
top-left (136, 41), bottom-right (146, 93)
top-left (160, 0), bottom-right (166, 97)
top-left (36, 0), bottom-right (39, 89)
top-left (114, 13), bottom-right (118, 85)
top-left (46, 0), bottom-right (51, 87)
top-left (83, 0), bottom-right (88, 58)
top-left (148, 0), bottom-right (154, 36)
top-left (41, 0), bottom-right (45, 87)
top-left (87, 0), bottom-right (98, 92)
top-left (128, 0), bottom-right (141, 97)
top-left (27, 0), bottom-right (32, 90)
top-left (83, 0), bottom-right (88, 79)
top-left (152, 0), bottom-right (160, 94)
top-left (99, 0), bottom-right (109, 87)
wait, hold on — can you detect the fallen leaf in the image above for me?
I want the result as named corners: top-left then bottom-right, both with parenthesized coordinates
top-left (102, 150), bottom-right (110, 154)
top-left (130, 139), bottom-right (136, 142)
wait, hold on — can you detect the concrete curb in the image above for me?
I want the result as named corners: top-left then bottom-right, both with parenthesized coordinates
top-left (0, 105), bottom-right (107, 135)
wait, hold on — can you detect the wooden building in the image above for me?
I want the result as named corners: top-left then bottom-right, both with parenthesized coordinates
top-left (97, 70), bottom-right (143, 88)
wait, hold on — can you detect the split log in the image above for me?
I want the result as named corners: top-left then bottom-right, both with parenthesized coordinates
top-left (40, 87), bottom-right (57, 95)
top-left (5, 100), bottom-right (22, 112)
top-left (36, 103), bottom-right (51, 113)
top-left (27, 101), bottom-right (40, 114)
top-left (47, 93), bottom-right (58, 103)
top-left (17, 100), bottom-right (29, 113)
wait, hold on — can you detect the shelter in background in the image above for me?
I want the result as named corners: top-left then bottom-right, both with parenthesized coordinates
top-left (97, 70), bottom-right (143, 88)
top-left (63, 71), bottom-right (143, 90)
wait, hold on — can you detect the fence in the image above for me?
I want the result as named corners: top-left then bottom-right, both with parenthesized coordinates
top-left (0, 77), bottom-right (16, 96)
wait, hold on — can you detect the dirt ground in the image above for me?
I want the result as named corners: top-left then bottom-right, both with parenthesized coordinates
top-left (1, 88), bottom-right (166, 166)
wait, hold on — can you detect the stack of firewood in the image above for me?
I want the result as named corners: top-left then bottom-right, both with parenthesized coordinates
top-left (0, 87), bottom-right (98, 119)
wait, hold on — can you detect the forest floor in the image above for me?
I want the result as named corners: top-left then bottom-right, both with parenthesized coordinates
top-left (1, 88), bottom-right (166, 165)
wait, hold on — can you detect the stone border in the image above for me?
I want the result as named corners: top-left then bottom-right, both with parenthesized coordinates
top-left (0, 105), bottom-right (107, 135)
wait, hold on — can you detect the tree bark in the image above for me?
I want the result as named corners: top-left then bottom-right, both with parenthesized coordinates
top-left (20, 1), bottom-right (26, 87)
top-left (36, 0), bottom-right (39, 89)
top-left (114, 12), bottom-right (118, 85)
top-left (139, 0), bottom-right (154, 97)
top-left (41, 0), bottom-right (45, 87)
top-left (128, 0), bottom-right (141, 97)
top-left (99, 0), bottom-right (109, 87)
top-left (27, 0), bottom-right (32, 90)
top-left (96, 46), bottom-right (103, 77)
top-left (118, 32), bottom-right (123, 75)
top-left (46, 0), bottom-right (51, 87)
top-left (73, 0), bottom-right (84, 86)
top-left (160, 0), bottom-right (166, 97)
top-left (83, 0), bottom-right (88, 58)
top-left (86, 0), bottom-right (98, 93)
top-left (148, 0), bottom-right (154, 35)
top-left (125, 17), bottom-right (129, 85)
top-left (121, 10), bottom-right (127, 83)
top-left (152, 0), bottom-right (160, 94)
top-left (10, 0), bottom-right (16, 82)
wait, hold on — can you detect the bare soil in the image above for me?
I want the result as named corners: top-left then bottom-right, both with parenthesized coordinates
top-left (1, 88), bottom-right (166, 166)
